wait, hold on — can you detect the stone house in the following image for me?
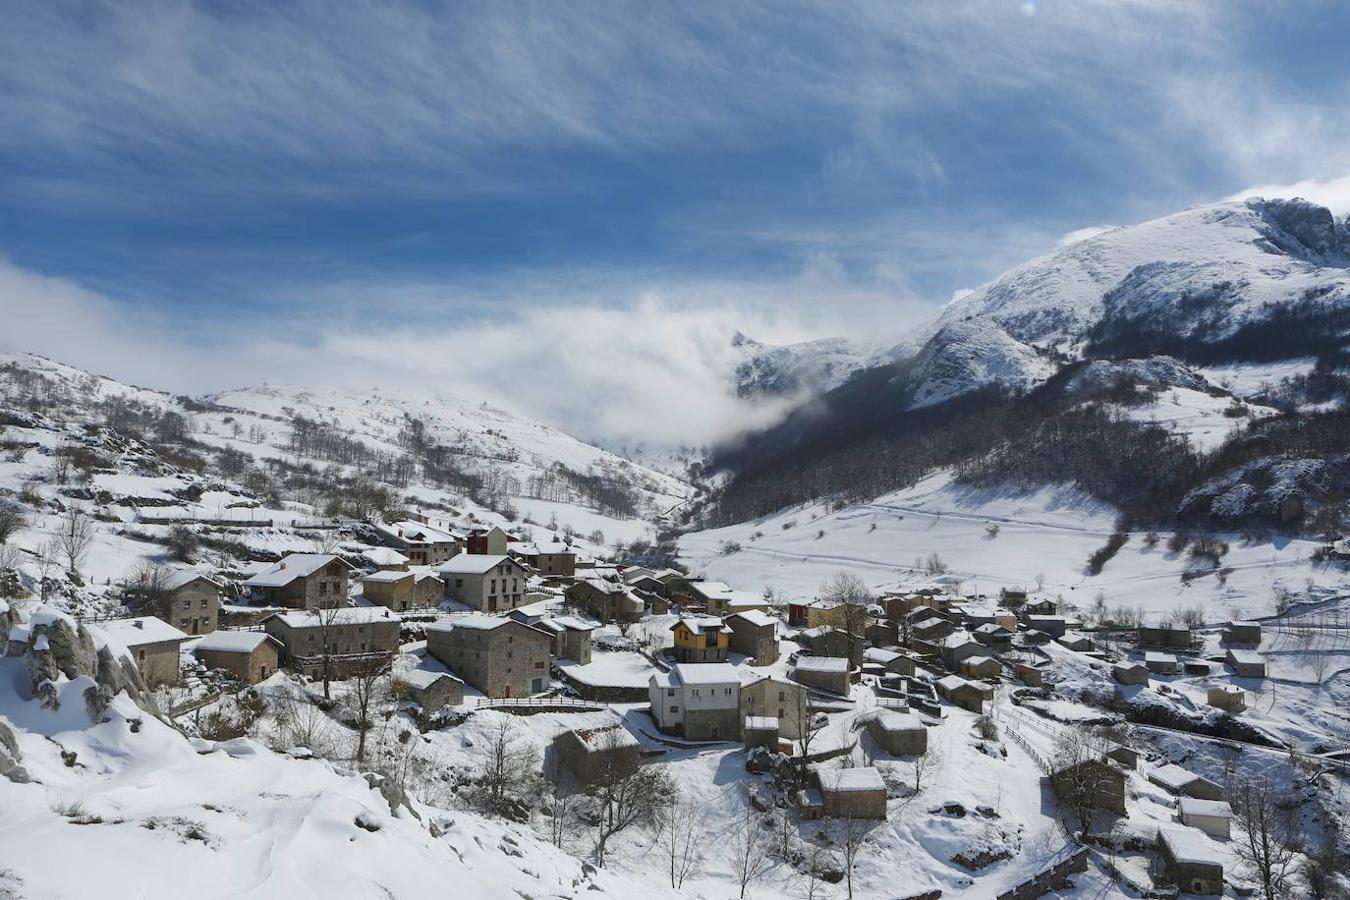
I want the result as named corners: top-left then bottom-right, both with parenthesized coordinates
top-left (243, 554), bottom-right (354, 610)
top-left (555, 722), bottom-right (641, 785)
top-left (690, 581), bottom-right (769, 617)
top-left (1179, 797), bottom-right (1233, 839)
top-left (436, 554), bottom-right (528, 613)
top-left (740, 674), bottom-right (810, 740)
top-left (193, 630), bottom-right (280, 684)
top-left (1207, 685), bottom-right (1247, 713)
top-left (798, 626), bottom-right (864, 665)
top-left (669, 616), bottom-right (729, 663)
top-left (936, 674), bottom-right (991, 713)
top-left (1112, 662), bottom-right (1150, 685)
top-left (863, 647), bottom-right (915, 676)
top-left (624, 573), bottom-right (667, 596)
top-left (1148, 764), bottom-right (1225, 801)
top-left (1144, 652), bottom-right (1180, 675)
top-left (787, 599), bottom-right (846, 629)
top-left (1056, 632), bottom-right (1094, 652)
top-left (262, 607), bottom-right (400, 677)
top-left (156, 571), bottom-right (222, 637)
top-left (867, 711), bottom-right (927, 756)
top-left (1157, 826), bottom-right (1224, 896)
top-left (510, 541), bottom-right (576, 577)
top-left (1138, 625), bottom-right (1191, 649)
top-left (1025, 615), bottom-right (1068, 638)
top-left (910, 612), bottom-right (955, 643)
top-left (361, 569), bottom-right (445, 612)
top-left (1225, 648), bottom-right (1266, 678)
top-left (1223, 620), bottom-right (1262, 645)
top-left (972, 623), bottom-right (1014, 650)
top-left (959, 655), bottom-right (1002, 679)
top-left (792, 656), bottom-right (851, 696)
top-left (527, 614), bottom-right (595, 665)
top-left (999, 585), bottom-right (1029, 607)
top-left (96, 617), bottom-right (189, 687)
top-left (739, 675), bottom-right (807, 739)
top-left (425, 615), bottom-right (553, 699)
top-left (399, 669), bottom-right (465, 711)
top-left (1015, 662), bottom-right (1045, 687)
top-left (648, 662), bottom-right (740, 741)
top-left (864, 620), bottom-right (898, 647)
top-left (1021, 598), bottom-right (1058, 616)
top-left (724, 610), bottom-right (779, 665)
top-left (1051, 757), bottom-right (1127, 815)
top-left (566, 577), bottom-right (642, 623)
top-left (375, 519), bottom-right (461, 567)
top-left (816, 767), bottom-right (887, 819)
top-left (464, 526), bottom-right (509, 556)
top-left (362, 546), bottom-right (410, 570)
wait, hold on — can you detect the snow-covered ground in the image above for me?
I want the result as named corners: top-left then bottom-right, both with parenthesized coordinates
top-left (680, 472), bottom-right (1344, 624)
top-left (1116, 386), bottom-right (1277, 453)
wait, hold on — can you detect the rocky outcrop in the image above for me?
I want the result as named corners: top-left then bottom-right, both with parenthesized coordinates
top-left (0, 719), bottom-right (29, 783)
top-left (15, 606), bottom-right (160, 720)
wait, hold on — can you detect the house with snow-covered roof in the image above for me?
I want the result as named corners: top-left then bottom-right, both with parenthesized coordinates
top-left (425, 615), bottom-right (552, 699)
top-left (792, 655), bottom-right (851, 696)
top-left (511, 610), bottom-right (595, 664)
top-left (509, 541), bottom-right (576, 577)
top-left (361, 569), bottom-right (444, 612)
top-left (669, 615), bottom-right (729, 663)
top-left (436, 554), bottom-right (528, 613)
top-left (261, 607), bottom-right (400, 677)
top-left (688, 581), bottom-right (770, 617)
top-left (194, 630), bottom-right (281, 684)
top-left (1225, 648), bottom-right (1266, 678)
top-left (739, 674), bottom-right (810, 740)
top-left (566, 576), bottom-right (642, 624)
top-left (1157, 825), bottom-right (1223, 895)
top-left (724, 610), bottom-right (779, 665)
top-left (815, 766), bottom-right (887, 819)
top-left (93, 617), bottom-right (190, 687)
top-left (648, 662), bottom-right (740, 741)
top-left (554, 721), bottom-right (640, 785)
top-left (374, 519), bottom-right (461, 567)
top-left (135, 569), bottom-right (222, 637)
top-left (243, 554), bottom-right (354, 610)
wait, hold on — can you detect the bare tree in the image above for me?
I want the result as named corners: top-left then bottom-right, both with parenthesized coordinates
top-left (123, 562), bottom-right (172, 618)
top-left (910, 739), bottom-right (943, 793)
top-left (0, 504), bottom-right (26, 545)
top-left (55, 507), bottom-right (95, 579)
top-left (656, 785), bottom-right (705, 889)
top-left (841, 813), bottom-right (870, 900)
top-left (1050, 727), bottom-right (1118, 841)
top-left (543, 750), bottom-right (576, 850)
top-left (477, 717), bottom-right (538, 818)
top-left (346, 655), bottom-right (391, 764)
top-left (730, 796), bottom-right (772, 898)
top-left (820, 571), bottom-right (871, 665)
top-left (794, 690), bottom-right (828, 780)
top-left (1230, 776), bottom-right (1302, 898)
top-left (592, 760), bottom-right (672, 866)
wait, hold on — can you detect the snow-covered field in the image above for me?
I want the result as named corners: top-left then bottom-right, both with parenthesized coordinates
top-left (680, 472), bottom-right (1344, 624)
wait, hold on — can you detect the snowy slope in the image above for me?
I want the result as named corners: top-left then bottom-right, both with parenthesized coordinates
top-left (906, 317), bottom-right (1055, 410)
top-left (680, 472), bottom-right (1342, 623)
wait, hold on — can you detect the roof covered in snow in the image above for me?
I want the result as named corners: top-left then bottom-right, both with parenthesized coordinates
top-left (436, 554), bottom-right (516, 575)
top-left (794, 656), bottom-right (849, 673)
top-left (195, 630), bottom-right (275, 653)
top-left (94, 617), bottom-right (189, 647)
top-left (244, 554), bottom-right (348, 587)
top-left (817, 767), bottom-right (885, 793)
top-left (1179, 797), bottom-right (1232, 819)
top-left (267, 608), bottom-right (396, 628)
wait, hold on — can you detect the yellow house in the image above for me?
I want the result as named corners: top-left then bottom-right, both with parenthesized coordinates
top-left (669, 616), bottom-right (729, 663)
top-left (788, 600), bottom-right (847, 629)
top-left (361, 570), bottom-right (444, 612)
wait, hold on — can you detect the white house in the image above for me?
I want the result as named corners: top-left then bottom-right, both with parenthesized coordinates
top-left (648, 662), bottom-right (740, 741)
top-left (1179, 797), bottom-right (1233, 839)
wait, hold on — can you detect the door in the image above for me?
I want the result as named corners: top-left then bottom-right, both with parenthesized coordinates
top-left (530, 677), bottom-right (545, 695)
top-left (191, 620), bottom-right (199, 635)
top-left (709, 724), bottom-right (719, 740)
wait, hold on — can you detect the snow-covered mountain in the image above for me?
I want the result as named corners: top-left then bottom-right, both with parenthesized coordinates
top-left (730, 331), bottom-right (878, 398)
top-left (706, 196), bottom-right (1350, 533)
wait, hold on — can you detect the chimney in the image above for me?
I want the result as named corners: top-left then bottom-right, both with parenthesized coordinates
top-left (133, 619), bottom-right (144, 629)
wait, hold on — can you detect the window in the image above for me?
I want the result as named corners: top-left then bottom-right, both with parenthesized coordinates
top-left (534, 661), bottom-right (545, 669)
top-left (691, 689), bottom-right (699, 697)
top-left (179, 619), bottom-right (188, 626)
top-left (455, 579), bottom-right (463, 589)
top-left (200, 599), bottom-right (208, 609)
top-left (667, 688), bottom-right (675, 697)
top-left (319, 582), bottom-right (328, 596)
top-left (669, 705), bottom-right (679, 713)
top-left (725, 688), bottom-right (732, 695)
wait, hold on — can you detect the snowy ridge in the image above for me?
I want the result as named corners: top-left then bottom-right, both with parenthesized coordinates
top-left (905, 316), bottom-right (1055, 410)
top-left (939, 197), bottom-right (1350, 349)
top-left (730, 332), bottom-right (879, 398)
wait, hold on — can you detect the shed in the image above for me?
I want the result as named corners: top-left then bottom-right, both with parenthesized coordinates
top-left (1143, 652), bottom-right (1179, 675)
top-left (792, 656), bottom-right (852, 696)
top-left (1158, 826), bottom-right (1223, 896)
top-left (1179, 797), bottom-right (1233, 839)
top-left (867, 712), bottom-right (927, 756)
top-left (1206, 685), bottom-right (1246, 713)
top-left (555, 723), bottom-right (640, 785)
top-left (193, 630), bottom-right (280, 684)
top-left (1223, 620), bottom-right (1262, 646)
top-left (817, 767), bottom-right (887, 819)
top-left (400, 668), bottom-right (465, 711)
top-left (1112, 662), bottom-right (1149, 686)
top-left (958, 655), bottom-right (1002, 679)
top-left (743, 716), bottom-right (780, 751)
top-left (1225, 648), bottom-right (1266, 678)
top-left (1149, 764), bottom-right (1224, 801)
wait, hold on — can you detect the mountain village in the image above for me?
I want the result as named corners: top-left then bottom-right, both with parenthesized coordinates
top-left (0, 346), bottom-right (1346, 899)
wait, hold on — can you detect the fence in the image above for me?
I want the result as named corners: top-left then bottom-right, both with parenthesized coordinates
top-left (474, 696), bottom-right (606, 712)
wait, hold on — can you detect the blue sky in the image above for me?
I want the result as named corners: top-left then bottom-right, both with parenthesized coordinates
top-left (3, 1), bottom-right (1350, 444)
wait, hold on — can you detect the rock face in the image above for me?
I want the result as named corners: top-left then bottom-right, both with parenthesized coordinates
top-left (0, 718), bottom-right (29, 783)
top-left (15, 606), bottom-right (160, 721)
